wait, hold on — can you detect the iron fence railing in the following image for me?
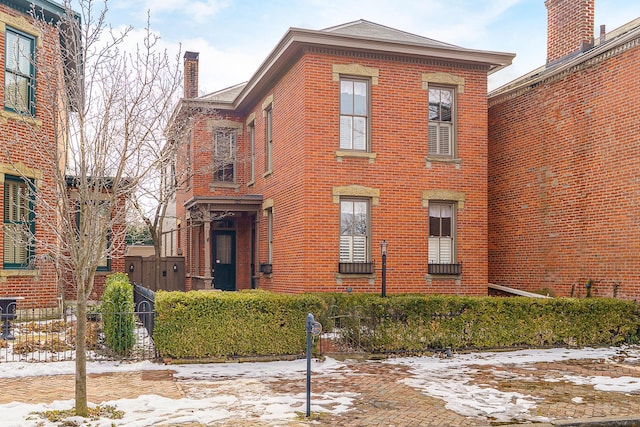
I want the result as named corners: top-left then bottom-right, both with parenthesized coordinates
top-left (338, 262), bottom-right (375, 274)
top-left (0, 303), bottom-right (157, 363)
top-left (428, 262), bottom-right (462, 275)
top-left (133, 282), bottom-right (155, 337)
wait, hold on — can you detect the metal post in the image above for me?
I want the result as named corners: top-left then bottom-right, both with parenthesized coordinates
top-left (305, 313), bottom-right (314, 417)
top-left (381, 252), bottom-right (387, 297)
top-left (380, 240), bottom-right (388, 298)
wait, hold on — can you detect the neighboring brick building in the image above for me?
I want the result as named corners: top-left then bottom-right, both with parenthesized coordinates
top-left (167, 21), bottom-right (514, 295)
top-left (488, 0), bottom-right (640, 298)
top-left (1, 0), bottom-right (123, 306)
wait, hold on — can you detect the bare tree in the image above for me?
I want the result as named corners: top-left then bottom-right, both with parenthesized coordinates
top-left (2, 0), bottom-right (181, 416)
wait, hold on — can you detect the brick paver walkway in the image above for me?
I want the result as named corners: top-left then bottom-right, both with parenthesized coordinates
top-left (2, 355), bottom-right (640, 426)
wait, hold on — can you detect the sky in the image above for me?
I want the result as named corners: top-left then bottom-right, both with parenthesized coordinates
top-left (98, 0), bottom-right (640, 94)
top-left (2, 346), bottom-right (640, 426)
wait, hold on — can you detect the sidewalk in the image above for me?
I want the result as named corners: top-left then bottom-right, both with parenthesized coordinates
top-left (2, 348), bottom-right (640, 426)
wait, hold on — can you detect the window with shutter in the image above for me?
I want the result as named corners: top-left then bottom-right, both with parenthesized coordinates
top-left (428, 201), bottom-right (457, 268)
top-left (427, 87), bottom-right (455, 157)
top-left (3, 176), bottom-right (34, 268)
top-left (339, 199), bottom-right (370, 264)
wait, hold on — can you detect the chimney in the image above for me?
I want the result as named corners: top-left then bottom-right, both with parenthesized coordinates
top-left (183, 51), bottom-right (199, 98)
top-left (545, 0), bottom-right (594, 64)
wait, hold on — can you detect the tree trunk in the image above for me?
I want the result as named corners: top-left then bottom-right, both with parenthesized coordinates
top-left (75, 291), bottom-right (88, 416)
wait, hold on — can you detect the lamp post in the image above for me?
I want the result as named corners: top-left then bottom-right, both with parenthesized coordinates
top-left (380, 240), bottom-right (388, 297)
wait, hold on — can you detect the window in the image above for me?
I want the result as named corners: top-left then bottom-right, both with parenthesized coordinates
top-left (76, 201), bottom-right (111, 271)
top-left (5, 27), bottom-right (35, 115)
top-left (213, 129), bottom-right (236, 182)
top-left (428, 87), bottom-right (454, 157)
top-left (340, 78), bottom-right (369, 150)
top-left (3, 176), bottom-right (34, 268)
top-left (96, 203), bottom-right (111, 271)
top-left (266, 208), bottom-right (273, 264)
top-left (265, 107), bottom-right (273, 172)
top-left (340, 199), bottom-right (370, 263)
top-left (248, 121), bottom-right (255, 183)
top-left (428, 202), bottom-right (455, 264)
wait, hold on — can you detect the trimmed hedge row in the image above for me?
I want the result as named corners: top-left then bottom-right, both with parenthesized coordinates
top-left (153, 290), bottom-right (325, 359)
top-left (316, 293), bottom-right (640, 352)
top-left (153, 291), bottom-right (640, 359)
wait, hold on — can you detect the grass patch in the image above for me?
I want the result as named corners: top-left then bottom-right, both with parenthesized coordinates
top-left (31, 404), bottom-right (124, 425)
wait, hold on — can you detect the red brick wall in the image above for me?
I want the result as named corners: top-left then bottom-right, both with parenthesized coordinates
top-left (546, 0), bottom-right (594, 64)
top-left (249, 51), bottom-right (489, 295)
top-left (0, 4), bottom-right (62, 308)
top-left (178, 48), bottom-right (492, 296)
top-left (488, 42), bottom-right (640, 299)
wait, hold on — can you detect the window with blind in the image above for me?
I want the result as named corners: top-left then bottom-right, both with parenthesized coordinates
top-left (340, 199), bottom-right (370, 264)
top-left (339, 78), bottom-right (369, 151)
top-left (3, 176), bottom-right (34, 268)
top-left (428, 202), bottom-right (455, 264)
top-left (4, 27), bottom-right (35, 115)
top-left (428, 87), bottom-right (454, 157)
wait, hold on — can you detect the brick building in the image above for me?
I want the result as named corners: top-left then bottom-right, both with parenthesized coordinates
top-left (1, 0), bottom-right (123, 306)
top-left (167, 21), bottom-right (514, 295)
top-left (488, 0), bottom-right (640, 298)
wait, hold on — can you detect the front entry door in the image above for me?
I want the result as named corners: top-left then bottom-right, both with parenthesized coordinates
top-left (212, 231), bottom-right (236, 291)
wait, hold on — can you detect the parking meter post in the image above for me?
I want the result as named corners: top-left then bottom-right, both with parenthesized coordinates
top-left (305, 313), bottom-right (314, 417)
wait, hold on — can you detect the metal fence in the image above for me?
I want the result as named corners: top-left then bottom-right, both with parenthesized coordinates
top-left (0, 302), bottom-right (157, 363)
top-left (321, 305), bottom-right (463, 355)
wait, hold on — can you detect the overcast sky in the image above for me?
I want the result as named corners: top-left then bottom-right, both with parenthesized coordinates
top-left (103, 0), bottom-right (640, 93)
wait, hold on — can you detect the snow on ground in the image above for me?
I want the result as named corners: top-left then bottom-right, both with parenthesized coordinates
top-left (1, 347), bottom-right (640, 426)
top-left (385, 346), bottom-right (640, 423)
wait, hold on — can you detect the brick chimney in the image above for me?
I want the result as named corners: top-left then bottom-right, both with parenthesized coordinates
top-left (545, 0), bottom-right (594, 64)
top-left (183, 51), bottom-right (199, 98)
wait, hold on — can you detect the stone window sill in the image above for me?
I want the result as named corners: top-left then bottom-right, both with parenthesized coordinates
top-left (262, 170), bottom-right (273, 178)
top-left (336, 150), bottom-right (376, 163)
top-left (209, 182), bottom-right (240, 191)
top-left (425, 156), bottom-right (462, 169)
top-left (0, 269), bottom-right (41, 281)
top-left (0, 110), bottom-right (42, 127)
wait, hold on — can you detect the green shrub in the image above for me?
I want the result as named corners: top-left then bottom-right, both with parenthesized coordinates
top-left (154, 290), bottom-right (325, 359)
top-left (101, 273), bottom-right (136, 355)
top-left (153, 290), bottom-right (640, 360)
top-left (315, 294), bottom-right (640, 352)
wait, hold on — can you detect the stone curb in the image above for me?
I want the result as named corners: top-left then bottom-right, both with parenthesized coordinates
top-left (503, 416), bottom-right (640, 426)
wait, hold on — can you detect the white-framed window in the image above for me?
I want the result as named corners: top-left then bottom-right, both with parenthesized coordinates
top-left (339, 78), bottom-right (369, 151)
top-left (339, 199), bottom-right (370, 263)
top-left (213, 129), bottom-right (236, 182)
top-left (428, 86), bottom-right (455, 157)
top-left (428, 202), bottom-right (455, 264)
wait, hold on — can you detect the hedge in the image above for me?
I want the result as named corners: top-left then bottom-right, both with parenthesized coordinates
top-left (153, 290), bottom-right (325, 359)
top-left (153, 291), bottom-right (640, 360)
top-left (315, 294), bottom-right (640, 352)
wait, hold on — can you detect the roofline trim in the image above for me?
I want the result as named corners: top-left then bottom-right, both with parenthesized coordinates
top-left (490, 24), bottom-right (640, 101)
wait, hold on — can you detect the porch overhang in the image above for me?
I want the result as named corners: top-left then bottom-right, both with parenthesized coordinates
top-left (184, 195), bottom-right (263, 214)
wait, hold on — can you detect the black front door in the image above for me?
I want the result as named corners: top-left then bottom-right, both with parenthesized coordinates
top-left (212, 230), bottom-right (236, 291)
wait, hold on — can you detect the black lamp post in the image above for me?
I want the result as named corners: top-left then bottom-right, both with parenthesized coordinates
top-left (380, 240), bottom-right (388, 297)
